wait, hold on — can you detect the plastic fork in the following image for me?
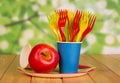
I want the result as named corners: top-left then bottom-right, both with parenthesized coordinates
top-left (75, 11), bottom-right (89, 42)
top-left (71, 10), bottom-right (82, 42)
top-left (58, 10), bottom-right (67, 42)
top-left (68, 10), bottom-right (74, 40)
top-left (48, 12), bottom-right (62, 41)
top-left (80, 15), bottom-right (96, 41)
top-left (64, 10), bottom-right (70, 41)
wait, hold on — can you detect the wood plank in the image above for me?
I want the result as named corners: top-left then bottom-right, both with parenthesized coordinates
top-left (0, 55), bottom-right (31, 83)
top-left (81, 55), bottom-right (120, 83)
top-left (0, 55), bottom-right (16, 79)
top-left (62, 75), bottom-right (94, 83)
top-left (32, 77), bottom-right (62, 83)
top-left (91, 55), bottom-right (120, 76)
top-left (110, 55), bottom-right (120, 61)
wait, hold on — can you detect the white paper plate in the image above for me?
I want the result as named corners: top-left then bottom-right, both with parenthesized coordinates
top-left (20, 44), bottom-right (32, 68)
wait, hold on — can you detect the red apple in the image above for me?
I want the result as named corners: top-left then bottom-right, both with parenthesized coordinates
top-left (28, 44), bottom-right (59, 73)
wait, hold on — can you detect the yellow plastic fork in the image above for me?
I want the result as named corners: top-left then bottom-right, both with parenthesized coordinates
top-left (80, 14), bottom-right (96, 41)
top-left (68, 10), bottom-right (74, 40)
top-left (75, 11), bottom-right (89, 42)
top-left (48, 13), bottom-right (62, 41)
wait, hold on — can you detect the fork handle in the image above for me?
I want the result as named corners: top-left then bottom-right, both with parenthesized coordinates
top-left (59, 27), bottom-right (66, 42)
top-left (71, 30), bottom-right (79, 42)
top-left (80, 27), bottom-right (92, 41)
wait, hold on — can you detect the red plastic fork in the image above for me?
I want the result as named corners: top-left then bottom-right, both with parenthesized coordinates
top-left (58, 10), bottom-right (67, 42)
top-left (71, 10), bottom-right (82, 42)
top-left (80, 15), bottom-right (96, 41)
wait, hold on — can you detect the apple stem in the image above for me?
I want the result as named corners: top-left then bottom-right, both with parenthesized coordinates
top-left (41, 52), bottom-right (52, 61)
top-left (41, 52), bottom-right (47, 57)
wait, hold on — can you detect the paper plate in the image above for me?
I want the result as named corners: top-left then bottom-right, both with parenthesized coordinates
top-left (18, 66), bottom-right (95, 78)
top-left (19, 44), bottom-right (32, 69)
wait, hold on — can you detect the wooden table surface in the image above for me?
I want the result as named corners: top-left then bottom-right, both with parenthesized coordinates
top-left (0, 54), bottom-right (120, 83)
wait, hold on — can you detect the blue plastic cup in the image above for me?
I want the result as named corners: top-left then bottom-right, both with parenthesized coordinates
top-left (57, 42), bottom-right (82, 73)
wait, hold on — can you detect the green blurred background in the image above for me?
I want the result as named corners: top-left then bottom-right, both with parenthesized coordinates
top-left (0, 0), bottom-right (120, 55)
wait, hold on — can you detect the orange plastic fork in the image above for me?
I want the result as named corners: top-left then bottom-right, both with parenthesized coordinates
top-left (71, 10), bottom-right (82, 42)
top-left (58, 10), bottom-right (67, 42)
top-left (80, 15), bottom-right (96, 41)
